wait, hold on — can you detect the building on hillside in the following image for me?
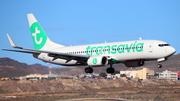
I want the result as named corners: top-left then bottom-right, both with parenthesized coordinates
top-left (178, 72), bottom-right (180, 80)
top-left (137, 68), bottom-right (154, 80)
top-left (0, 77), bottom-right (10, 81)
top-left (120, 70), bottom-right (138, 78)
top-left (48, 74), bottom-right (58, 78)
top-left (106, 74), bottom-right (120, 79)
top-left (158, 70), bottom-right (178, 81)
top-left (26, 74), bottom-right (48, 80)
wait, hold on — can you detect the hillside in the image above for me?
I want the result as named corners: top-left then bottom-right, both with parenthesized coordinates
top-left (0, 58), bottom-right (49, 77)
top-left (0, 54), bottom-right (180, 77)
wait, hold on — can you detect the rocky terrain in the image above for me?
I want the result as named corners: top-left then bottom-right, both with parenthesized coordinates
top-left (0, 79), bottom-right (179, 101)
top-left (0, 54), bottom-right (180, 100)
top-left (0, 58), bottom-right (49, 77)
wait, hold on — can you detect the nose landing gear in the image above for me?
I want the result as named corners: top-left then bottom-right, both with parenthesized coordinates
top-left (157, 58), bottom-right (165, 68)
top-left (157, 64), bottom-right (162, 68)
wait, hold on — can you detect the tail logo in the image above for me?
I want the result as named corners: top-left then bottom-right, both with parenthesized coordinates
top-left (30, 22), bottom-right (47, 50)
top-left (32, 27), bottom-right (43, 44)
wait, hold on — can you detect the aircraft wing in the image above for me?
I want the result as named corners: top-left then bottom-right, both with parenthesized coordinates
top-left (1, 49), bottom-right (38, 54)
top-left (2, 34), bottom-right (89, 61)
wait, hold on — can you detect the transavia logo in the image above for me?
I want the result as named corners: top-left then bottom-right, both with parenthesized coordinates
top-left (92, 58), bottom-right (97, 64)
top-left (32, 27), bottom-right (42, 44)
top-left (30, 22), bottom-right (47, 50)
top-left (86, 41), bottom-right (144, 55)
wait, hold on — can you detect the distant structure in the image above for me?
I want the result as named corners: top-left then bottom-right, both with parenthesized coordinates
top-left (178, 72), bottom-right (180, 80)
top-left (120, 67), bottom-right (154, 80)
top-left (25, 74), bottom-right (48, 80)
top-left (120, 69), bottom-right (138, 78)
top-left (49, 64), bottom-right (52, 75)
top-left (107, 74), bottom-right (120, 79)
top-left (137, 68), bottom-right (154, 80)
top-left (158, 70), bottom-right (178, 81)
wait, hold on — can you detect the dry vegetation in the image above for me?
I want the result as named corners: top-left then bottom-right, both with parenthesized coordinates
top-left (0, 79), bottom-right (179, 101)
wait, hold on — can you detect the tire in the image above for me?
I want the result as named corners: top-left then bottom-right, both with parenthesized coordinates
top-left (85, 67), bottom-right (93, 73)
top-left (106, 68), bottom-right (115, 74)
top-left (157, 64), bottom-right (162, 68)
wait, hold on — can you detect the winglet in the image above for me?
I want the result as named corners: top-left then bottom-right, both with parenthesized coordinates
top-left (7, 34), bottom-right (17, 47)
top-left (6, 34), bottom-right (23, 49)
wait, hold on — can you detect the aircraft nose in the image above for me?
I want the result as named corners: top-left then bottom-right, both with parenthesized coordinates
top-left (169, 47), bottom-right (176, 55)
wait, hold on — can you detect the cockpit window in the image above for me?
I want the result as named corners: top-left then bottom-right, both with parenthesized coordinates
top-left (158, 44), bottom-right (170, 47)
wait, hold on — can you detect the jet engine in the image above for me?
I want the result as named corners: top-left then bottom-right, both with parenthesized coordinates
top-left (87, 56), bottom-right (108, 66)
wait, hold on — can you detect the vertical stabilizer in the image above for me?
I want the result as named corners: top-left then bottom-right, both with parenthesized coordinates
top-left (27, 14), bottom-right (65, 50)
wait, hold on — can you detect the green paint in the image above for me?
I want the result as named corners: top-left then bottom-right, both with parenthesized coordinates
top-left (30, 22), bottom-right (47, 50)
top-left (86, 46), bottom-right (92, 55)
top-left (117, 44), bottom-right (125, 53)
top-left (96, 46), bottom-right (103, 55)
top-left (111, 45), bottom-right (117, 54)
top-left (136, 43), bottom-right (144, 52)
top-left (92, 58), bottom-right (97, 64)
top-left (132, 41), bottom-right (137, 52)
top-left (104, 45), bottom-right (110, 54)
top-left (86, 41), bottom-right (144, 55)
top-left (111, 58), bottom-right (119, 65)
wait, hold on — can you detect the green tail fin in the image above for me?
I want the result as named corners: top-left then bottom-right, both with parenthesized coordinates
top-left (27, 14), bottom-right (64, 50)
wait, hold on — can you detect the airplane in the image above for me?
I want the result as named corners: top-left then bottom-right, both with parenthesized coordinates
top-left (1, 14), bottom-right (176, 74)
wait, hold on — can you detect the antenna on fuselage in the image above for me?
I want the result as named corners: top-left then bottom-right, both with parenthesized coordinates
top-left (139, 37), bottom-right (142, 40)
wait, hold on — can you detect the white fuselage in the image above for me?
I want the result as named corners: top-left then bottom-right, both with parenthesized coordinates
top-left (34, 40), bottom-right (176, 66)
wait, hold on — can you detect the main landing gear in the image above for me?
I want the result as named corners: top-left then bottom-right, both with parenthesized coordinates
top-left (85, 67), bottom-right (93, 73)
top-left (106, 63), bottom-right (115, 74)
top-left (85, 62), bottom-right (115, 74)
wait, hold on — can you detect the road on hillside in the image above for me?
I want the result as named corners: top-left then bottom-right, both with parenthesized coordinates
top-left (58, 98), bottom-right (134, 101)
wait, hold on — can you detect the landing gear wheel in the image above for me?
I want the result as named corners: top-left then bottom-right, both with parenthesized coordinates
top-left (106, 60), bottom-right (115, 74)
top-left (157, 64), bottom-right (162, 68)
top-left (85, 67), bottom-right (93, 73)
top-left (106, 67), bottom-right (115, 74)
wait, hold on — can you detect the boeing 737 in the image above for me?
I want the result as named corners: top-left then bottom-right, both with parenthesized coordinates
top-left (1, 14), bottom-right (176, 73)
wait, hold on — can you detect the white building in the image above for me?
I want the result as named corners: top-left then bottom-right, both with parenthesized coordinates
top-left (158, 70), bottom-right (178, 81)
top-left (107, 74), bottom-right (121, 79)
top-left (120, 70), bottom-right (138, 78)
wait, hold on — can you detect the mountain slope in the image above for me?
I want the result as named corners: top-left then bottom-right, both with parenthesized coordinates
top-left (0, 58), bottom-right (49, 77)
top-left (0, 54), bottom-right (180, 77)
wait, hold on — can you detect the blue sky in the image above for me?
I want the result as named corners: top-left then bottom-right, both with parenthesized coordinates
top-left (0, 0), bottom-right (180, 66)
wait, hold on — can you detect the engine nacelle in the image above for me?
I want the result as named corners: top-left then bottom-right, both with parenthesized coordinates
top-left (87, 56), bottom-right (108, 66)
top-left (124, 61), bottom-right (145, 67)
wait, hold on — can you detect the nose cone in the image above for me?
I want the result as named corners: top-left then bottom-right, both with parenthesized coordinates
top-left (169, 47), bottom-right (176, 55)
